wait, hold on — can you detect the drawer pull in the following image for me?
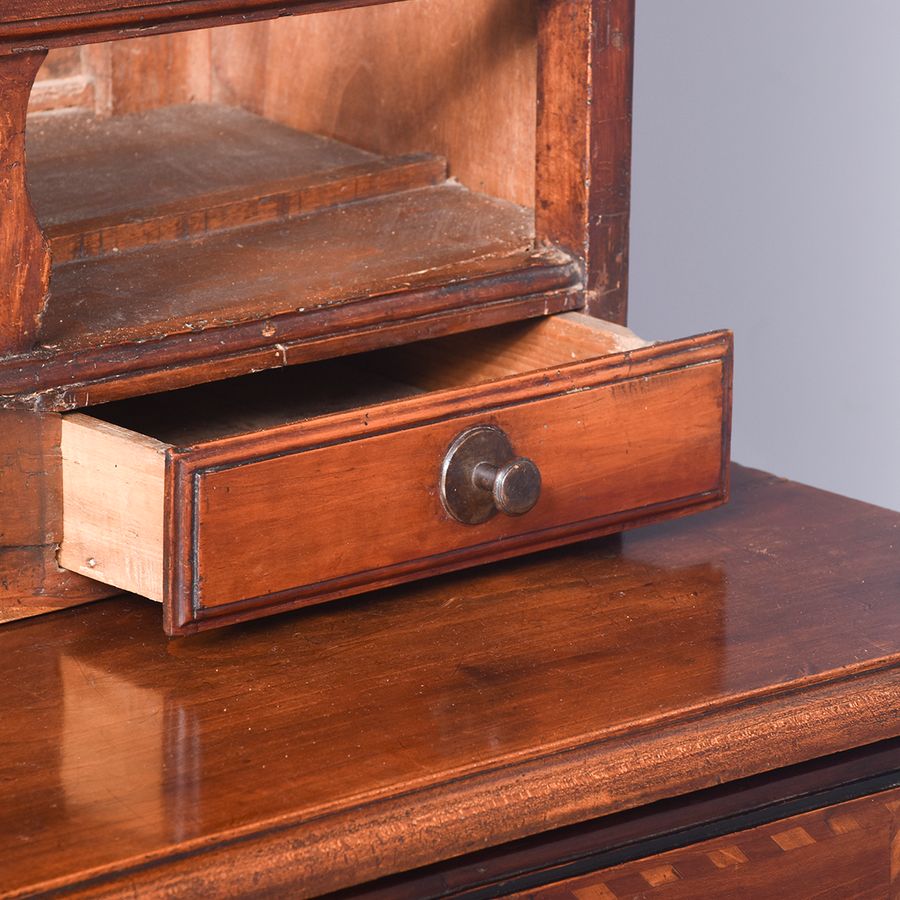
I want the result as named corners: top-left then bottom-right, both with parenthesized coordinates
top-left (441, 426), bottom-right (542, 525)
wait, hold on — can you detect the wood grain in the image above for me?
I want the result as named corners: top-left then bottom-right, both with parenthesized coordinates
top-left (188, 346), bottom-right (725, 615)
top-left (40, 183), bottom-right (539, 348)
top-left (0, 1), bottom-right (415, 53)
top-left (28, 73), bottom-right (96, 114)
top-left (1, 467), bottom-right (898, 896)
top-left (3, 0), bottom-right (634, 409)
top-left (518, 788), bottom-right (900, 899)
top-left (58, 317), bottom-right (730, 633)
top-left (107, 30), bottom-right (211, 112)
top-left (0, 51), bottom-right (50, 353)
top-left (0, 410), bottom-right (118, 622)
top-left (5, 99), bottom-right (584, 407)
top-left (211, 0), bottom-right (537, 205)
top-left (27, 104), bottom-right (444, 262)
top-left (0, 410), bottom-right (61, 548)
top-left (59, 415), bottom-right (167, 602)
top-left (0, 545), bottom-right (116, 623)
top-left (0, 278), bottom-right (581, 409)
top-left (36, 47), bottom-right (82, 80)
top-left (537, 0), bottom-right (635, 323)
top-left (340, 740), bottom-right (900, 898)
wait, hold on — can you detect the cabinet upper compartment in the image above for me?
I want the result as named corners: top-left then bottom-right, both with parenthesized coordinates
top-left (0, 1), bottom-right (636, 409)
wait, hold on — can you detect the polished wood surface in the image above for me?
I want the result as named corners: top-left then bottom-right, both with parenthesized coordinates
top-left (57, 316), bottom-right (729, 633)
top-left (343, 739), bottom-right (900, 897)
top-left (520, 787), bottom-right (900, 899)
top-left (2, 466), bottom-right (898, 895)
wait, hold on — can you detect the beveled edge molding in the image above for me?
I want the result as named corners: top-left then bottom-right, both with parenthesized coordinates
top-left (0, 263), bottom-right (581, 409)
top-left (20, 662), bottom-right (900, 898)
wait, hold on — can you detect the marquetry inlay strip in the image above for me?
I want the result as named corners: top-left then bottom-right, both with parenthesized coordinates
top-left (514, 787), bottom-right (900, 899)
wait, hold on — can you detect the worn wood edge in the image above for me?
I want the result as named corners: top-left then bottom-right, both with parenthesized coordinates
top-left (551, 312), bottom-right (649, 351)
top-left (0, 255), bottom-right (580, 411)
top-left (584, 0), bottom-right (635, 324)
top-left (46, 154), bottom-right (448, 262)
top-left (58, 413), bottom-right (168, 601)
top-left (39, 292), bottom-right (586, 411)
top-left (16, 661), bottom-right (898, 898)
top-left (0, 50), bottom-right (51, 353)
top-left (0, 544), bottom-right (119, 624)
top-left (0, 1), bottom-right (410, 52)
top-left (534, 0), bottom-right (635, 324)
top-left (719, 328), bottom-right (735, 504)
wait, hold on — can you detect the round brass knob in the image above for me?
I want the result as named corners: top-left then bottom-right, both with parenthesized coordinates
top-left (440, 426), bottom-right (542, 525)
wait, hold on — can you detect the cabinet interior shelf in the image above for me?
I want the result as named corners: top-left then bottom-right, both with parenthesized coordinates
top-left (3, 104), bottom-right (579, 407)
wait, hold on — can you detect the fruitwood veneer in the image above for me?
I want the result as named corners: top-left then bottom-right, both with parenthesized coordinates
top-left (1, 466), bottom-right (897, 896)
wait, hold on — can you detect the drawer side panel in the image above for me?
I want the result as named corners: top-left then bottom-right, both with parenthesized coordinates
top-left (59, 415), bottom-right (167, 602)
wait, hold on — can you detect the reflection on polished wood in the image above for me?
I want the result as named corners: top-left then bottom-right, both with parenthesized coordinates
top-left (0, 465), bottom-right (898, 896)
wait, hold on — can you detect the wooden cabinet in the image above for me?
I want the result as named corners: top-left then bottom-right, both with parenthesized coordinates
top-left (0, 0), bottom-right (733, 631)
top-left (1, 4), bottom-right (894, 898)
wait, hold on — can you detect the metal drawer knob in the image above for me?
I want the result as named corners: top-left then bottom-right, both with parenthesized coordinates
top-left (440, 425), bottom-right (542, 525)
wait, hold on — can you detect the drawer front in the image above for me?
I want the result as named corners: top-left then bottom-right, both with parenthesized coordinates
top-left (166, 332), bottom-right (731, 633)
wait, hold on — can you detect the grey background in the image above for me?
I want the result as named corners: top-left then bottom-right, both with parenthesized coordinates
top-left (629, 1), bottom-right (900, 511)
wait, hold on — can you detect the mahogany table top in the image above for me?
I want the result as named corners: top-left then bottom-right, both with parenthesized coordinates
top-left (1, 464), bottom-right (898, 897)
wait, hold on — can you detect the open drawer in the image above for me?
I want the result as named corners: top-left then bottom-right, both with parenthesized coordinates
top-left (59, 314), bottom-right (733, 635)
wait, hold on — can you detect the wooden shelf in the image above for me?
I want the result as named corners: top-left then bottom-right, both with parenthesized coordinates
top-left (2, 105), bottom-right (580, 408)
top-left (1, 465), bottom-right (897, 895)
top-left (28, 103), bottom-right (391, 258)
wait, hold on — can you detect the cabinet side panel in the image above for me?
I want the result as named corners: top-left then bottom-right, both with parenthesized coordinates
top-left (537, 0), bottom-right (635, 322)
top-left (59, 415), bottom-right (167, 602)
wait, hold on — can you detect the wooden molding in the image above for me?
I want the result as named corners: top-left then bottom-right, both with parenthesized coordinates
top-left (0, 50), bottom-right (50, 353)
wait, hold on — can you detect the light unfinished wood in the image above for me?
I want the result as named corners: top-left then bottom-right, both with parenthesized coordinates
top-left (369, 313), bottom-right (649, 393)
top-left (59, 414), bottom-right (167, 602)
